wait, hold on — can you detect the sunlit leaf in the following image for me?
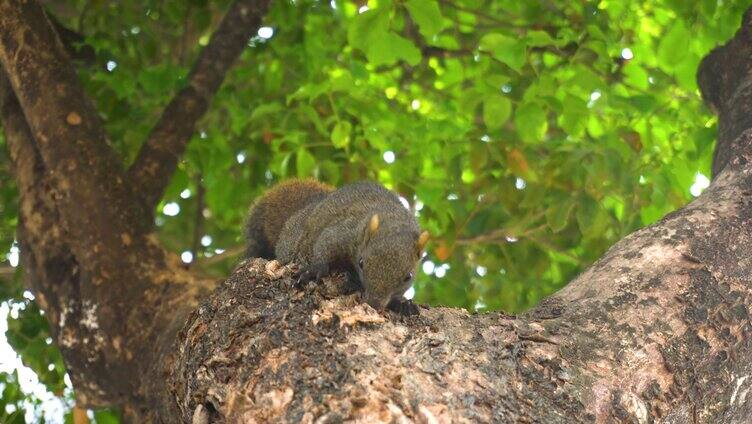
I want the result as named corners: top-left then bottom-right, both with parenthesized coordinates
top-left (479, 33), bottom-right (527, 72)
top-left (657, 22), bottom-right (691, 70)
top-left (514, 102), bottom-right (548, 143)
top-left (483, 96), bottom-right (512, 130)
top-left (405, 0), bottom-right (445, 39)
top-left (296, 149), bottom-right (316, 177)
top-left (331, 121), bottom-right (352, 148)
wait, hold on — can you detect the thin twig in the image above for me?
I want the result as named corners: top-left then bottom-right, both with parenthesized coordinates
top-left (526, 234), bottom-right (581, 264)
top-left (0, 264), bottom-right (16, 280)
top-left (190, 173), bottom-right (206, 264)
top-left (197, 245), bottom-right (245, 266)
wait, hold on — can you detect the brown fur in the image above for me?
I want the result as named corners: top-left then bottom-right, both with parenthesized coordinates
top-left (245, 180), bottom-right (428, 314)
top-left (275, 182), bottom-right (427, 311)
top-left (245, 179), bottom-right (334, 259)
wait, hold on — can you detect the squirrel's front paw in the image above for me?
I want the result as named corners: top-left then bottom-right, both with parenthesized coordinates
top-left (386, 298), bottom-right (420, 316)
top-left (295, 263), bottom-right (329, 289)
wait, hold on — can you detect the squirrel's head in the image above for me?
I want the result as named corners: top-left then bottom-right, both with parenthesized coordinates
top-left (356, 214), bottom-right (429, 310)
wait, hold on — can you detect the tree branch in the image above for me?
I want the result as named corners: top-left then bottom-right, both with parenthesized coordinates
top-left (0, 71), bottom-right (108, 402)
top-left (196, 244), bottom-right (245, 267)
top-left (128, 0), bottom-right (271, 213)
top-left (3, 71), bottom-right (218, 408)
top-left (46, 11), bottom-right (96, 65)
top-left (0, 0), bottom-right (151, 249)
top-left (190, 173), bottom-right (206, 262)
top-left (697, 8), bottom-right (752, 176)
top-left (1, 7), bottom-right (218, 410)
top-left (0, 264), bottom-right (15, 280)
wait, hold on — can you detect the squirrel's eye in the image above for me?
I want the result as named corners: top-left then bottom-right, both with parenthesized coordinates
top-left (404, 272), bottom-right (413, 282)
top-left (358, 257), bottom-right (364, 269)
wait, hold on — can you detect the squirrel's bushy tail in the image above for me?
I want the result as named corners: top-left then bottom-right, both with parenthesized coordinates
top-left (245, 179), bottom-right (334, 259)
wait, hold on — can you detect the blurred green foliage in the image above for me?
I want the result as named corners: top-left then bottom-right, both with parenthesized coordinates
top-left (1, 0), bottom-right (750, 421)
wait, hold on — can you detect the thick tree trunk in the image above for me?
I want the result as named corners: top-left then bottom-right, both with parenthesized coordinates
top-left (0, 0), bottom-right (267, 419)
top-left (1, 1), bottom-right (752, 423)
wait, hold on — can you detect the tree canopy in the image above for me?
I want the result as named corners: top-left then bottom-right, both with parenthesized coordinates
top-left (0, 0), bottom-right (749, 421)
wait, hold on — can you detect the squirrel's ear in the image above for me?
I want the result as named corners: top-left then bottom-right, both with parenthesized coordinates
top-left (367, 214), bottom-right (380, 238)
top-left (417, 231), bottom-right (430, 252)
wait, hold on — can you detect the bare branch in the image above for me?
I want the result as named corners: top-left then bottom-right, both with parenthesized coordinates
top-left (0, 265), bottom-right (15, 280)
top-left (128, 0), bottom-right (271, 212)
top-left (46, 11), bottom-right (96, 65)
top-left (0, 1), bottom-right (123, 183)
top-left (196, 245), bottom-right (245, 267)
top-left (698, 8), bottom-right (752, 176)
top-left (190, 173), bottom-right (206, 262)
top-left (1, 9), bottom-right (217, 408)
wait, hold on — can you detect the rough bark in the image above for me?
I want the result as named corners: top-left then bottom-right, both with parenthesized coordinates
top-left (0, 0), bottom-right (261, 418)
top-left (697, 9), bottom-right (752, 177)
top-left (0, 62), bottom-right (211, 415)
top-left (1, 1), bottom-right (751, 423)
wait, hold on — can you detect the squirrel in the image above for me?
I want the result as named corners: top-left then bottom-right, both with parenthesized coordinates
top-left (245, 179), bottom-right (429, 315)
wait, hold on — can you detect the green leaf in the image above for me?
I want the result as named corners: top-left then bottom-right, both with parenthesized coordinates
top-left (674, 53), bottom-right (702, 91)
top-left (483, 96), bottom-right (512, 130)
top-left (514, 102), bottom-right (548, 143)
top-left (298, 104), bottom-right (328, 136)
top-left (559, 95), bottom-right (588, 137)
top-left (369, 32), bottom-right (422, 66)
top-left (330, 69), bottom-right (355, 92)
top-left (657, 22), bottom-right (690, 70)
top-left (526, 30), bottom-right (556, 47)
top-left (458, 87), bottom-right (484, 117)
top-left (625, 95), bottom-right (658, 113)
top-left (348, 9), bottom-right (421, 66)
top-left (331, 121), bottom-right (352, 148)
top-left (348, 9), bottom-right (390, 50)
top-left (546, 197), bottom-right (575, 233)
top-left (249, 102), bottom-right (283, 122)
top-left (405, 0), bottom-right (445, 39)
top-left (623, 63), bottom-right (649, 90)
top-left (277, 152), bottom-right (292, 176)
top-left (296, 149), bottom-right (316, 177)
top-left (576, 196), bottom-right (610, 238)
top-left (479, 33), bottom-right (526, 72)
top-left (93, 409), bottom-right (121, 424)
